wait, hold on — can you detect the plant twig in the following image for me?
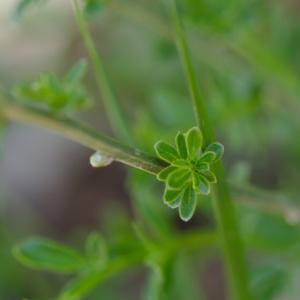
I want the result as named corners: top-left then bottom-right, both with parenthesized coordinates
top-left (164, 1), bottom-right (252, 299)
top-left (1, 96), bottom-right (298, 226)
top-left (0, 98), bottom-right (164, 174)
top-left (72, 0), bottom-right (132, 144)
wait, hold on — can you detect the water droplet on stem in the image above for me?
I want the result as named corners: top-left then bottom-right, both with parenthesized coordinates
top-left (89, 151), bottom-right (113, 168)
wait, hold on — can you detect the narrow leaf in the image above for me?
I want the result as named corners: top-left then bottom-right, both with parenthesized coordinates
top-left (172, 159), bottom-right (189, 167)
top-left (186, 127), bottom-right (202, 158)
top-left (201, 170), bottom-right (217, 183)
top-left (192, 172), bottom-right (200, 190)
top-left (163, 188), bottom-right (182, 208)
top-left (195, 162), bottom-right (209, 172)
top-left (206, 142), bottom-right (224, 161)
top-left (13, 237), bottom-right (85, 273)
top-left (175, 131), bottom-right (188, 159)
top-left (198, 151), bottom-right (216, 164)
top-left (157, 165), bottom-right (177, 181)
top-left (167, 168), bottom-right (190, 189)
top-left (198, 175), bottom-right (210, 195)
top-left (154, 141), bottom-right (179, 163)
top-left (179, 185), bottom-right (197, 221)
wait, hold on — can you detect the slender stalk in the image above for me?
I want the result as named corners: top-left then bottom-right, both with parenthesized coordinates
top-left (0, 99), bottom-right (164, 174)
top-left (165, 1), bottom-right (252, 299)
top-left (1, 96), bottom-right (297, 223)
top-left (72, 0), bottom-right (132, 144)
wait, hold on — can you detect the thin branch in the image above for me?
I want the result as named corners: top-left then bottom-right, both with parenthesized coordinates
top-left (0, 98), bottom-right (165, 174)
top-left (72, 0), bottom-right (133, 144)
top-left (1, 96), bottom-right (299, 225)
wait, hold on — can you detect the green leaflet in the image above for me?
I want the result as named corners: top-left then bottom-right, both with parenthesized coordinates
top-left (205, 142), bottom-right (224, 161)
top-left (154, 141), bottom-right (179, 163)
top-left (201, 170), bottom-right (217, 183)
top-left (198, 175), bottom-right (210, 195)
top-left (198, 151), bottom-right (216, 164)
top-left (13, 237), bottom-right (85, 273)
top-left (179, 185), bottom-right (197, 222)
top-left (163, 188), bottom-right (183, 208)
top-left (175, 131), bottom-right (188, 159)
top-left (157, 165), bottom-right (177, 181)
top-left (186, 127), bottom-right (203, 159)
top-left (167, 168), bottom-right (190, 189)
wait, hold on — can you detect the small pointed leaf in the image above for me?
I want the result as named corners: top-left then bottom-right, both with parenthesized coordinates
top-left (157, 165), bottom-right (177, 181)
top-left (154, 141), bottom-right (179, 163)
top-left (206, 142), bottom-right (224, 161)
top-left (167, 168), bottom-right (190, 189)
top-left (172, 159), bottom-right (189, 167)
top-left (198, 175), bottom-right (210, 195)
top-left (175, 131), bottom-right (188, 159)
top-left (179, 185), bottom-right (197, 221)
top-left (163, 188), bottom-right (182, 208)
top-left (201, 170), bottom-right (217, 183)
top-left (196, 162), bottom-right (209, 172)
top-left (198, 151), bottom-right (216, 164)
top-left (186, 127), bottom-right (203, 159)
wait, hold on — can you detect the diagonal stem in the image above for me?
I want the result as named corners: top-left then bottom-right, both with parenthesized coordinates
top-left (0, 98), bottom-right (164, 174)
top-left (72, 0), bottom-right (133, 144)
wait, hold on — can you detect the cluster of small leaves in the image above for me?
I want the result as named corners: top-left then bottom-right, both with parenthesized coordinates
top-left (13, 59), bottom-right (92, 114)
top-left (154, 127), bottom-right (224, 221)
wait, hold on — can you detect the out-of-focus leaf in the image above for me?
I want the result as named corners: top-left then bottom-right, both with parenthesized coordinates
top-left (143, 262), bottom-right (164, 300)
top-left (65, 59), bottom-right (88, 83)
top-left (85, 232), bottom-right (108, 270)
top-left (13, 237), bottom-right (86, 273)
top-left (240, 208), bottom-right (300, 251)
top-left (250, 262), bottom-right (289, 300)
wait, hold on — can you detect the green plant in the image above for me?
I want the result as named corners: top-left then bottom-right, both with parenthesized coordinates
top-left (1, 0), bottom-right (300, 299)
top-left (155, 127), bottom-right (224, 221)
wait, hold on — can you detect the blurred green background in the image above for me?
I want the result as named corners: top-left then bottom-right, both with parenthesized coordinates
top-left (1, 0), bottom-right (300, 299)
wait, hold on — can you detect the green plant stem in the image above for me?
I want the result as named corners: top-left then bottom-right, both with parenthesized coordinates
top-left (165, 1), bottom-right (252, 299)
top-left (1, 96), bottom-right (297, 221)
top-left (72, 0), bottom-right (132, 144)
top-left (0, 98), bottom-right (164, 174)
